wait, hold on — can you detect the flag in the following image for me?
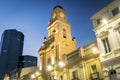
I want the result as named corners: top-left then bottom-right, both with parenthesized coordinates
top-left (48, 19), bottom-right (52, 27)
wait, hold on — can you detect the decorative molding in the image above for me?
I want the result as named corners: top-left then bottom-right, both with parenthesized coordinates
top-left (96, 31), bottom-right (109, 38)
top-left (113, 22), bottom-right (120, 30)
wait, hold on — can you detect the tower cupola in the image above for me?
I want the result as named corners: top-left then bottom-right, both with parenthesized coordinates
top-left (51, 5), bottom-right (66, 23)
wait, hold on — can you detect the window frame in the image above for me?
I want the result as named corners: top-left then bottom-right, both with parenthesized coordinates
top-left (102, 37), bottom-right (111, 54)
top-left (112, 7), bottom-right (120, 16)
top-left (96, 19), bottom-right (101, 25)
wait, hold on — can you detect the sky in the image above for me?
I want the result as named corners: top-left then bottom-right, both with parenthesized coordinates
top-left (0, 0), bottom-right (113, 64)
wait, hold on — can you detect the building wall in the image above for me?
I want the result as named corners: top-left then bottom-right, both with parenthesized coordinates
top-left (19, 55), bottom-right (37, 68)
top-left (91, 0), bottom-right (120, 80)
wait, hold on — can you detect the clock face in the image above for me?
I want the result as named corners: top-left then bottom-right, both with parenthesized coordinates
top-left (52, 13), bottom-right (56, 19)
top-left (60, 12), bottom-right (65, 18)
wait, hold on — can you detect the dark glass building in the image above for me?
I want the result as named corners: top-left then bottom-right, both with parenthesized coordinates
top-left (19, 55), bottom-right (37, 68)
top-left (0, 29), bottom-right (24, 79)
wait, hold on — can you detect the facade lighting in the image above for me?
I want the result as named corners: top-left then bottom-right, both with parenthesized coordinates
top-left (102, 19), bottom-right (108, 24)
top-left (31, 74), bottom-right (35, 79)
top-left (35, 71), bottom-right (40, 76)
top-left (47, 65), bottom-right (53, 71)
top-left (58, 61), bottom-right (65, 67)
top-left (92, 47), bottom-right (98, 54)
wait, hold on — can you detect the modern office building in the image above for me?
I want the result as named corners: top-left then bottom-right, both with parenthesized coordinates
top-left (0, 29), bottom-right (24, 80)
top-left (91, 0), bottom-right (120, 80)
top-left (19, 55), bottom-right (37, 68)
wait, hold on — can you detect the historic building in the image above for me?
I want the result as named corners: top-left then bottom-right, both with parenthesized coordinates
top-left (91, 0), bottom-right (120, 80)
top-left (65, 41), bottom-right (103, 80)
top-left (38, 5), bottom-right (76, 72)
top-left (36, 5), bottom-right (103, 80)
top-left (38, 5), bottom-right (76, 80)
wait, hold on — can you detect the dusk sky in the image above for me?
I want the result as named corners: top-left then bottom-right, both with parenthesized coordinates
top-left (0, 0), bottom-right (113, 63)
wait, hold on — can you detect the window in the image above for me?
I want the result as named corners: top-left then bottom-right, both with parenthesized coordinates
top-left (2, 50), bottom-right (7, 53)
top-left (53, 30), bottom-right (56, 34)
top-left (33, 61), bottom-right (36, 64)
top-left (17, 38), bottom-right (20, 41)
top-left (72, 70), bottom-right (78, 80)
top-left (102, 38), bottom-right (111, 53)
top-left (96, 19), bottom-right (101, 25)
top-left (112, 7), bottom-right (119, 16)
top-left (47, 57), bottom-right (51, 64)
top-left (91, 65), bottom-right (99, 79)
top-left (63, 29), bottom-right (67, 38)
top-left (91, 65), bottom-right (97, 73)
top-left (28, 60), bottom-right (31, 62)
top-left (60, 76), bottom-right (63, 80)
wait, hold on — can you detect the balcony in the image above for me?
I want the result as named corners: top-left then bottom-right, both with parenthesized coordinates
top-left (90, 72), bottom-right (100, 80)
top-left (44, 35), bottom-right (55, 44)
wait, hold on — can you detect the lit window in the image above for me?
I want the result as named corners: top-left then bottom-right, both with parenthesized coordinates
top-left (102, 38), bottom-right (111, 53)
top-left (112, 7), bottom-right (119, 16)
top-left (28, 60), bottom-right (31, 62)
top-left (17, 38), bottom-right (20, 41)
top-left (2, 50), bottom-right (7, 53)
top-left (22, 60), bottom-right (26, 62)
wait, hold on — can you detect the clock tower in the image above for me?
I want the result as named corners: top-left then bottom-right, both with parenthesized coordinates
top-left (38, 5), bottom-right (76, 71)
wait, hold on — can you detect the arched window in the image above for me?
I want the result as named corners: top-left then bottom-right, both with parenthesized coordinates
top-left (63, 29), bottom-right (67, 38)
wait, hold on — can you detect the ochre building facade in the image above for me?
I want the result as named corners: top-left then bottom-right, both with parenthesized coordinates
top-left (38, 6), bottom-right (103, 80)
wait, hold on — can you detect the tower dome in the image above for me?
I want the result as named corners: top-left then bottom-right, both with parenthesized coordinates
top-left (53, 5), bottom-right (63, 10)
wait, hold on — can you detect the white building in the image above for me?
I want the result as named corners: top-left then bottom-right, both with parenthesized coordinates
top-left (91, 0), bottom-right (120, 80)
